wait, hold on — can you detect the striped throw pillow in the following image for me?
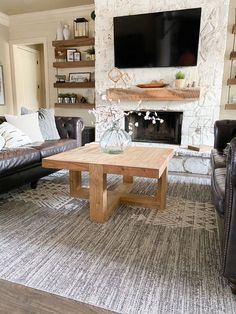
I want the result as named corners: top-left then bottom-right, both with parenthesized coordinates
top-left (0, 122), bottom-right (32, 148)
top-left (0, 135), bottom-right (5, 150)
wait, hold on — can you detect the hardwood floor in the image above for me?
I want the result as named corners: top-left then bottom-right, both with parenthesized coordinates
top-left (0, 279), bottom-right (115, 314)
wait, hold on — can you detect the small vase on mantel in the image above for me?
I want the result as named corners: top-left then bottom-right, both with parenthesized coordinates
top-left (63, 24), bottom-right (71, 40)
top-left (99, 121), bottom-right (131, 154)
top-left (175, 79), bottom-right (185, 89)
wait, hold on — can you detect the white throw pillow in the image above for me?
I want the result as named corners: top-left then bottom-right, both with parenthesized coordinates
top-left (0, 135), bottom-right (5, 150)
top-left (5, 113), bottom-right (44, 143)
top-left (0, 122), bottom-right (32, 148)
top-left (21, 107), bottom-right (60, 140)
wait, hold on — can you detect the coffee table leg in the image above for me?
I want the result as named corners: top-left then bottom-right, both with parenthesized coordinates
top-left (89, 164), bottom-right (109, 223)
top-left (157, 168), bottom-right (167, 209)
top-left (69, 170), bottom-right (82, 197)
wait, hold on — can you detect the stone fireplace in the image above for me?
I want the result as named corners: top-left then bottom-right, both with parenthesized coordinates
top-left (125, 111), bottom-right (183, 145)
top-left (95, 0), bottom-right (229, 148)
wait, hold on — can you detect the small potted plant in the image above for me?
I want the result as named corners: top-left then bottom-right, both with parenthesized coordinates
top-left (58, 93), bottom-right (64, 103)
top-left (64, 93), bottom-right (71, 103)
top-left (175, 71), bottom-right (185, 89)
top-left (85, 46), bottom-right (95, 60)
top-left (70, 93), bottom-right (77, 104)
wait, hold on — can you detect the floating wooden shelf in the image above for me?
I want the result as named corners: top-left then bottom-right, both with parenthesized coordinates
top-left (54, 81), bottom-right (95, 88)
top-left (227, 79), bottom-right (236, 85)
top-left (230, 51), bottom-right (236, 60)
top-left (52, 37), bottom-right (95, 47)
top-left (225, 103), bottom-right (236, 110)
top-left (53, 60), bottom-right (95, 68)
top-left (233, 24), bottom-right (236, 34)
top-left (106, 87), bottom-right (200, 101)
top-left (55, 102), bottom-right (94, 109)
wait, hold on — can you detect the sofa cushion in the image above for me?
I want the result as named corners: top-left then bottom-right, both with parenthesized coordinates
top-left (0, 147), bottom-right (41, 176)
top-left (212, 167), bottom-right (226, 215)
top-left (5, 113), bottom-right (44, 143)
top-left (211, 149), bottom-right (226, 169)
top-left (31, 139), bottom-right (78, 158)
top-left (21, 107), bottom-right (60, 141)
top-left (0, 122), bottom-right (32, 148)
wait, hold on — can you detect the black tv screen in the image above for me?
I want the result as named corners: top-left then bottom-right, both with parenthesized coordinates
top-left (114, 8), bottom-right (201, 68)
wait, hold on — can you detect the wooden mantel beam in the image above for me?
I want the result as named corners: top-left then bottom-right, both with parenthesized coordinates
top-left (106, 87), bottom-right (200, 102)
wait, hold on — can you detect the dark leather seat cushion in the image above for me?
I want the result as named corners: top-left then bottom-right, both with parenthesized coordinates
top-left (0, 147), bottom-right (41, 176)
top-left (212, 167), bottom-right (226, 215)
top-left (211, 149), bottom-right (226, 169)
top-left (32, 139), bottom-right (78, 158)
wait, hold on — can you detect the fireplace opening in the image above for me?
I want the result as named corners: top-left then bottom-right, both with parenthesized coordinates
top-left (125, 111), bottom-right (183, 145)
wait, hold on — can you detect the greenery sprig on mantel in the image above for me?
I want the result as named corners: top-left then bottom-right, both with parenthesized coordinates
top-left (175, 71), bottom-right (185, 80)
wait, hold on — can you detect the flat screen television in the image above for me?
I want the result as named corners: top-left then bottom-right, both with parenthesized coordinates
top-left (114, 8), bottom-right (202, 68)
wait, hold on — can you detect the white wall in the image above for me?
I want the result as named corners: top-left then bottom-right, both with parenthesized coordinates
top-left (95, 0), bottom-right (230, 146)
top-left (220, 0), bottom-right (236, 119)
top-left (0, 13), bottom-right (13, 115)
top-left (9, 5), bottom-right (95, 126)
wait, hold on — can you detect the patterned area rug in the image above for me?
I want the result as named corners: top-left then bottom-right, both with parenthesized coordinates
top-left (0, 172), bottom-right (236, 314)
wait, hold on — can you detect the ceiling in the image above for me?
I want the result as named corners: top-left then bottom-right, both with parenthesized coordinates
top-left (0, 0), bottom-right (94, 15)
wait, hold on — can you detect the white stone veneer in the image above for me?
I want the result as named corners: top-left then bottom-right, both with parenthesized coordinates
top-left (95, 0), bottom-right (230, 146)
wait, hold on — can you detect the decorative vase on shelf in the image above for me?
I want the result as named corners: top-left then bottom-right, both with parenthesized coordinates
top-left (99, 121), bottom-right (131, 154)
top-left (63, 24), bottom-right (71, 40)
top-left (56, 23), bottom-right (64, 40)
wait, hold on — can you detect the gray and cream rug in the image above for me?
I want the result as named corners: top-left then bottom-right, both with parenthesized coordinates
top-left (0, 172), bottom-right (236, 314)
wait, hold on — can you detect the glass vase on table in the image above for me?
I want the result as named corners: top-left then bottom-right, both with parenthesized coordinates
top-left (99, 121), bottom-right (131, 154)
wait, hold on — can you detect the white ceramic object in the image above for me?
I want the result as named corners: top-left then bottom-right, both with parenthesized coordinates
top-left (63, 25), bottom-right (71, 40)
top-left (56, 23), bottom-right (64, 40)
top-left (175, 79), bottom-right (185, 89)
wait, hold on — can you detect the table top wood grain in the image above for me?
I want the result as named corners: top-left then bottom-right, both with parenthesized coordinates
top-left (43, 144), bottom-right (174, 178)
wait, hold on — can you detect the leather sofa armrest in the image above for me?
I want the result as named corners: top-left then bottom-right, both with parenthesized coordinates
top-left (55, 116), bottom-right (84, 147)
top-left (0, 116), bottom-right (6, 124)
top-left (214, 120), bottom-right (236, 151)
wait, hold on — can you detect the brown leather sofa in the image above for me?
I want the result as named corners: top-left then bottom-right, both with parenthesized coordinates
top-left (0, 116), bottom-right (84, 194)
top-left (211, 120), bottom-right (236, 294)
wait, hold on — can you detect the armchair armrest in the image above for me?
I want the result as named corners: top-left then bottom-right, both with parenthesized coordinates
top-left (55, 116), bottom-right (84, 147)
top-left (214, 120), bottom-right (236, 151)
top-left (222, 138), bottom-right (236, 277)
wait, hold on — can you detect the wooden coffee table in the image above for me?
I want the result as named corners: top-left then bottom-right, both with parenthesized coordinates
top-left (42, 144), bottom-right (174, 223)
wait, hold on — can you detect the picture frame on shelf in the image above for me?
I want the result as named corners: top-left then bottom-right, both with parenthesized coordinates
top-left (73, 51), bottom-right (81, 61)
top-left (69, 72), bottom-right (91, 82)
top-left (55, 47), bottom-right (66, 60)
top-left (66, 49), bottom-right (77, 62)
top-left (0, 65), bottom-right (5, 105)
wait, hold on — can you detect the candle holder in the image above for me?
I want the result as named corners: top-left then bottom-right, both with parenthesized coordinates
top-left (73, 18), bottom-right (89, 38)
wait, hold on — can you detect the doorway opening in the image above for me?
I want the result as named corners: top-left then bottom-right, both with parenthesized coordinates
top-left (10, 39), bottom-right (48, 114)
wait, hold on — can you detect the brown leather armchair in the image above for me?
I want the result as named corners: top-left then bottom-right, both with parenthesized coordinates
top-left (211, 120), bottom-right (236, 293)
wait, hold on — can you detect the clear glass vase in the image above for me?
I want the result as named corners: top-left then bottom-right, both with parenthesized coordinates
top-left (99, 122), bottom-right (131, 154)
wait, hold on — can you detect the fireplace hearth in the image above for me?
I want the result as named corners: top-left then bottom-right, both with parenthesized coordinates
top-left (125, 111), bottom-right (183, 145)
